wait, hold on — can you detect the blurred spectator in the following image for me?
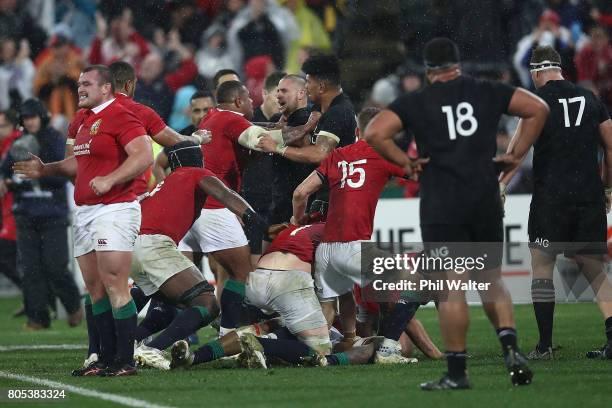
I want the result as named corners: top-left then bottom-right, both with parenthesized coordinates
top-left (0, 37), bottom-right (35, 111)
top-left (212, 0), bottom-right (246, 29)
top-left (0, 0), bottom-right (47, 58)
top-left (281, 0), bottom-right (331, 74)
top-left (370, 64), bottom-right (423, 107)
top-left (196, 24), bottom-right (238, 82)
top-left (179, 89), bottom-right (216, 135)
top-left (26, 0), bottom-right (55, 35)
top-left (135, 29), bottom-right (198, 121)
top-left (228, 0), bottom-right (299, 72)
top-left (89, 9), bottom-right (150, 71)
top-left (244, 55), bottom-right (275, 107)
top-left (590, 1), bottom-right (612, 29)
top-left (135, 53), bottom-right (174, 121)
top-left (575, 25), bottom-right (612, 111)
top-left (166, 0), bottom-right (209, 49)
top-left (513, 8), bottom-right (586, 87)
top-left (0, 109), bottom-right (22, 299)
top-left (546, 0), bottom-right (589, 29)
top-left (54, 0), bottom-right (97, 50)
top-left (0, 99), bottom-right (81, 330)
top-left (169, 85), bottom-right (197, 131)
top-left (33, 33), bottom-right (83, 126)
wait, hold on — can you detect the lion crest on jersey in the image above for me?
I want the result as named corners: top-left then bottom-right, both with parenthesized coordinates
top-left (90, 119), bottom-right (102, 135)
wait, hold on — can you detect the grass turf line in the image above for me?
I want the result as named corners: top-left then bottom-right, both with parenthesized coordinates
top-left (0, 297), bottom-right (611, 407)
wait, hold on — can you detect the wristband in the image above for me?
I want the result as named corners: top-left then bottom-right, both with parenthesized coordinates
top-left (66, 138), bottom-right (75, 145)
top-left (276, 145), bottom-right (287, 156)
top-left (605, 187), bottom-right (612, 194)
top-left (499, 182), bottom-right (507, 195)
top-left (192, 133), bottom-right (204, 144)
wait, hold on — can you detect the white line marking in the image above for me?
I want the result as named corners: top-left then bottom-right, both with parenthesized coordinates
top-left (0, 371), bottom-right (176, 408)
top-left (0, 344), bottom-right (88, 351)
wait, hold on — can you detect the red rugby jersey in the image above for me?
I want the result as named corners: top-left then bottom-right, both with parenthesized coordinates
top-left (68, 94), bottom-right (166, 196)
top-left (139, 167), bottom-right (214, 244)
top-left (199, 108), bottom-right (252, 209)
top-left (72, 99), bottom-right (147, 205)
top-left (316, 140), bottom-right (405, 242)
top-left (263, 223), bottom-right (325, 264)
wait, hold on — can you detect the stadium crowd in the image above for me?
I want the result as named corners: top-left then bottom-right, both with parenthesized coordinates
top-left (0, 0), bottom-right (611, 390)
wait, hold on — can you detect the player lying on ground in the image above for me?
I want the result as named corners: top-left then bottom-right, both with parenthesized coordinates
top-left (170, 221), bottom-right (387, 369)
top-left (354, 287), bottom-right (443, 359)
top-left (365, 37), bottom-right (550, 390)
top-left (500, 45), bottom-right (612, 360)
top-left (125, 141), bottom-right (266, 370)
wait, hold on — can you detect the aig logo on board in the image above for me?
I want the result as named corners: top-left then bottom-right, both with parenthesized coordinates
top-left (533, 238), bottom-right (550, 248)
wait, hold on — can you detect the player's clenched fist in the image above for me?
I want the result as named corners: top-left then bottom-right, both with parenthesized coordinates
top-left (90, 176), bottom-right (114, 196)
top-left (13, 153), bottom-right (45, 179)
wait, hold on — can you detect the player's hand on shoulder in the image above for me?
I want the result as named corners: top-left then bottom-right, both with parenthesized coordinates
top-left (12, 153), bottom-right (44, 180)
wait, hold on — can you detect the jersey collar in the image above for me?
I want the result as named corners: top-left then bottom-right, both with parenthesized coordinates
top-left (216, 108), bottom-right (244, 116)
top-left (91, 98), bottom-right (116, 114)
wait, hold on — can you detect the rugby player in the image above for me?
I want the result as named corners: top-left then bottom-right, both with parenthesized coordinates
top-left (500, 46), bottom-right (612, 360)
top-left (365, 38), bottom-right (549, 389)
top-left (267, 74), bottom-right (315, 228)
top-left (257, 54), bottom-right (356, 164)
top-left (178, 80), bottom-right (287, 334)
top-left (71, 61), bottom-right (210, 368)
top-left (14, 65), bottom-right (153, 377)
top-left (131, 142), bottom-right (267, 370)
top-left (291, 107), bottom-right (423, 364)
top-left (242, 71), bottom-right (285, 264)
top-left (170, 221), bottom-right (377, 369)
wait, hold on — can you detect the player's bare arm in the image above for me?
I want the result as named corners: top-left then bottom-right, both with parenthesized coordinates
top-left (292, 171), bottom-right (323, 224)
top-left (281, 111), bottom-right (321, 145)
top-left (365, 110), bottom-right (429, 176)
top-left (501, 88), bottom-right (549, 170)
top-left (13, 153), bottom-right (77, 180)
top-left (599, 119), bottom-right (612, 212)
top-left (280, 133), bottom-right (338, 165)
top-left (152, 150), bottom-right (169, 182)
top-left (152, 126), bottom-right (211, 147)
top-left (90, 135), bottom-right (153, 196)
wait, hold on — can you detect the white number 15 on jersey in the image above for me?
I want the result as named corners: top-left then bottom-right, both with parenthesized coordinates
top-left (338, 159), bottom-right (367, 188)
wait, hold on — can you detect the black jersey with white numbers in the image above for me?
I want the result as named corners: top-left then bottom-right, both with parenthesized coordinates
top-left (388, 75), bottom-right (516, 225)
top-left (532, 80), bottom-right (609, 204)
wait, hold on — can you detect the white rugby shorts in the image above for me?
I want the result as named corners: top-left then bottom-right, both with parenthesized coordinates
top-left (132, 234), bottom-right (196, 296)
top-left (314, 241), bottom-right (365, 301)
top-left (73, 201), bottom-right (140, 257)
top-left (178, 208), bottom-right (248, 253)
top-left (245, 268), bottom-right (327, 334)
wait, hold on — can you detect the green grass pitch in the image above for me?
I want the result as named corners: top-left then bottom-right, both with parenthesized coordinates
top-left (0, 296), bottom-right (610, 408)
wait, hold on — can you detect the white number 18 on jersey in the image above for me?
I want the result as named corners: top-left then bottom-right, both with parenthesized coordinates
top-left (441, 102), bottom-right (478, 140)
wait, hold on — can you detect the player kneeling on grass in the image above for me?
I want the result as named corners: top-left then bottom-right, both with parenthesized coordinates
top-left (128, 141), bottom-right (267, 370)
top-left (170, 220), bottom-right (377, 369)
